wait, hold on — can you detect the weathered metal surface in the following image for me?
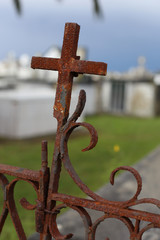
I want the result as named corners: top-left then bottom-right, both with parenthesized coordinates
top-left (0, 22), bottom-right (160, 240)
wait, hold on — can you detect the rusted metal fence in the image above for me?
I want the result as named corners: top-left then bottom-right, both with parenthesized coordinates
top-left (0, 22), bottom-right (160, 240)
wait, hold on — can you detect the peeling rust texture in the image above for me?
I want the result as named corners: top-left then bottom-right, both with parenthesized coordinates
top-left (0, 22), bottom-right (159, 240)
top-left (60, 86), bottom-right (67, 110)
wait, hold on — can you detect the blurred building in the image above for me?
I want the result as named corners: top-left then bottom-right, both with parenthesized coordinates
top-left (0, 46), bottom-right (87, 86)
top-left (0, 52), bottom-right (160, 139)
top-left (101, 57), bottom-right (160, 118)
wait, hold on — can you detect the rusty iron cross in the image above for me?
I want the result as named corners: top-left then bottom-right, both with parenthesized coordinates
top-left (32, 23), bottom-right (107, 123)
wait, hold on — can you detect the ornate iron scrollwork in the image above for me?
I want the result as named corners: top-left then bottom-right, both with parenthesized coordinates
top-left (0, 22), bottom-right (160, 239)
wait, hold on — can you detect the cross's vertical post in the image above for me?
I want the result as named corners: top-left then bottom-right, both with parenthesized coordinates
top-left (53, 23), bottom-right (80, 123)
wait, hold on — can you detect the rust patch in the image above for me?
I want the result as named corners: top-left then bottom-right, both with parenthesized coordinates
top-left (60, 86), bottom-right (67, 109)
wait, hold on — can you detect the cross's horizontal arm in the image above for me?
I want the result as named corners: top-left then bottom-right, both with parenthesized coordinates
top-left (31, 57), bottom-right (107, 76)
top-left (70, 60), bottom-right (107, 76)
top-left (31, 57), bottom-right (59, 71)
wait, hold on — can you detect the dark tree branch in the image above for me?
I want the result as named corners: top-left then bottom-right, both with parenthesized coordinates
top-left (13, 0), bottom-right (101, 16)
top-left (13, 0), bottom-right (21, 14)
top-left (93, 0), bottom-right (102, 16)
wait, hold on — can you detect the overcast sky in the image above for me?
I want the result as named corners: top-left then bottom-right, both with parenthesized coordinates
top-left (1, 0), bottom-right (160, 72)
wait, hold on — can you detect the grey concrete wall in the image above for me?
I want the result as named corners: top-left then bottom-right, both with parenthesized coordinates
top-left (101, 81), bottom-right (112, 112)
top-left (126, 82), bottom-right (155, 117)
top-left (102, 81), bottom-right (156, 118)
top-left (76, 84), bottom-right (98, 115)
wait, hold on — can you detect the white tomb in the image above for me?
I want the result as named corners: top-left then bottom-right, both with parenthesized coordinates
top-left (0, 84), bottom-right (84, 139)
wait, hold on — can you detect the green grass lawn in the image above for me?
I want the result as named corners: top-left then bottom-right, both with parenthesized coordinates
top-left (1, 114), bottom-right (160, 239)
